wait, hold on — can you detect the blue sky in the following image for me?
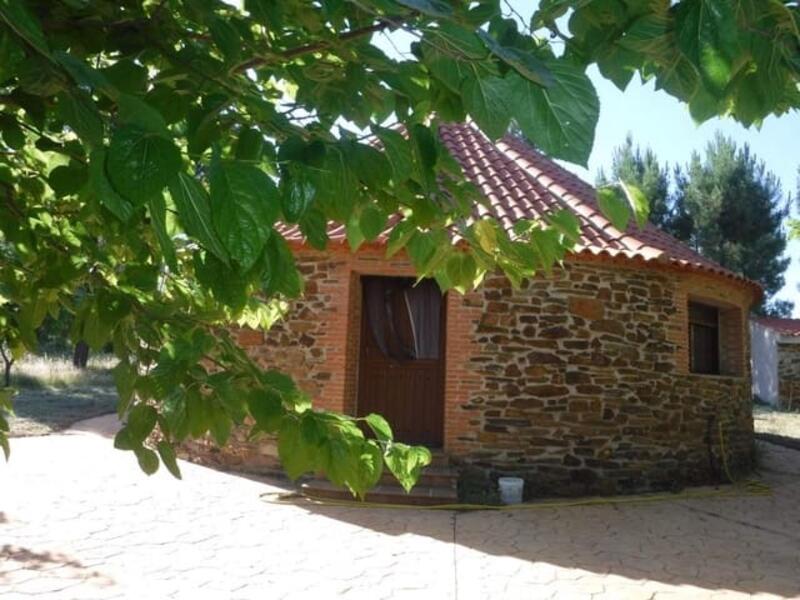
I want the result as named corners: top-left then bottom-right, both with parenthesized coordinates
top-left (575, 68), bottom-right (800, 313)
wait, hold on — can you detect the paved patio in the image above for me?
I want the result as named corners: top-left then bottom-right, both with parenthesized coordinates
top-left (1, 415), bottom-right (799, 599)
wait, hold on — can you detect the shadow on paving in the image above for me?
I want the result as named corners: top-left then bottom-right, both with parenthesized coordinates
top-left (271, 443), bottom-right (800, 598)
top-left (0, 544), bottom-right (114, 586)
top-left (9, 385), bottom-right (118, 437)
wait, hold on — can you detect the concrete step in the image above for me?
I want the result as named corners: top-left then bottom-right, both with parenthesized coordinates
top-left (427, 451), bottom-right (451, 468)
top-left (379, 465), bottom-right (458, 489)
top-left (300, 479), bottom-right (458, 507)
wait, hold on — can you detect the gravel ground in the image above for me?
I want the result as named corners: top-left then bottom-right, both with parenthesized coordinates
top-left (753, 406), bottom-right (800, 439)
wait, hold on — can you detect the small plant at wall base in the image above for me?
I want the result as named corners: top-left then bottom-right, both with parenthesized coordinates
top-left (0, 0), bottom-right (798, 497)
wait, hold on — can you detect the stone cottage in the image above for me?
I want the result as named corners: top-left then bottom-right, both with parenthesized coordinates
top-left (187, 123), bottom-right (759, 501)
top-left (751, 317), bottom-right (800, 408)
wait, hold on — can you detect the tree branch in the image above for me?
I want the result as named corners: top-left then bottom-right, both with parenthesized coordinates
top-left (234, 17), bottom-right (404, 73)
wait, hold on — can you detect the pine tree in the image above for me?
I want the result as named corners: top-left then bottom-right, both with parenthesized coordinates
top-left (602, 135), bottom-right (673, 230)
top-left (674, 134), bottom-right (791, 315)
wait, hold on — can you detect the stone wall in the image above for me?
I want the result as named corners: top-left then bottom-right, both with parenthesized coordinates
top-left (777, 342), bottom-right (800, 407)
top-left (449, 262), bottom-right (753, 497)
top-left (181, 245), bottom-right (756, 497)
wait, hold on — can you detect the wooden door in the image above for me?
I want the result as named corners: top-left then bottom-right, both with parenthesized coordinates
top-left (357, 276), bottom-right (445, 447)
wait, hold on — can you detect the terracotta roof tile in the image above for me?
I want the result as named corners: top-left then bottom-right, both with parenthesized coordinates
top-left (753, 317), bottom-right (800, 337)
top-left (282, 122), bottom-right (759, 293)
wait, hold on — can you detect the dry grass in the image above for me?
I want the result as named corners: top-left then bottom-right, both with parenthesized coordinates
top-left (10, 354), bottom-right (117, 389)
top-left (753, 406), bottom-right (800, 439)
top-left (5, 354), bottom-right (118, 437)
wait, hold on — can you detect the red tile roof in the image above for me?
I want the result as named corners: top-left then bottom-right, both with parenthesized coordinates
top-left (753, 317), bottom-right (800, 337)
top-left (285, 122), bottom-right (759, 293)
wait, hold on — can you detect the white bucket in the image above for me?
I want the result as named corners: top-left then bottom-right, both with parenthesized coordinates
top-left (498, 477), bottom-right (524, 505)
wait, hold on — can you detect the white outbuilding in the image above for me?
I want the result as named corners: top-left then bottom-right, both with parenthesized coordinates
top-left (751, 317), bottom-right (800, 408)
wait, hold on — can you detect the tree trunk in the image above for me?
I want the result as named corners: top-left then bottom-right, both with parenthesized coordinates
top-left (3, 358), bottom-right (12, 387)
top-left (0, 345), bottom-right (12, 387)
top-left (73, 341), bottom-right (89, 369)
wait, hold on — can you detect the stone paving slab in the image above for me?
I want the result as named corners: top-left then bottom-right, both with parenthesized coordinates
top-left (2, 415), bottom-right (800, 599)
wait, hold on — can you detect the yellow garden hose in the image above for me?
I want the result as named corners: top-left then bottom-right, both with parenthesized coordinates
top-left (261, 423), bottom-right (771, 511)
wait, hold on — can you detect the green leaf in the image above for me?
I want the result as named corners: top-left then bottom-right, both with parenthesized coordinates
top-left (134, 446), bottom-right (159, 475)
top-left (0, 28), bottom-right (25, 84)
top-left (209, 17), bottom-right (241, 62)
top-left (57, 90), bottom-right (104, 148)
top-left (385, 443), bottom-right (432, 493)
top-left (280, 165), bottom-right (316, 223)
top-left (210, 161), bottom-right (279, 270)
top-left (235, 127), bottom-right (263, 162)
top-left (168, 173), bottom-right (230, 264)
top-left (117, 94), bottom-right (169, 135)
top-left (148, 194), bottom-right (178, 270)
top-left (346, 211), bottom-right (365, 251)
top-left (113, 359), bottom-right (138, 417)
top-left (350, 440), bottom-right (384, 498)
top-left (261, 369), bottom-right (298, 397)
top-left (278, 416), bottom-right (317, 480)
top-left (48, 164), bottom-right (87, 197)
top-left (314, 145), bottom-right (358, 222)
top-left (127, 404), bottom-right (158, 444)
top-left (249, 389), bottom-right (284, 433)
top-left (409, 124), bottom-right (438, 194)
top-left (89, 149), bottom-right (135, 222)
top-left (461, 75), bottom-right (511, 140)
top-left (619, 180), bottom-right (649, 228)
top-left (596, 187), bottom-right (630, 232)
top-left (386, 220), bottom-right (415, 258)
top-left (394, 0), bottom-right (453, 18)
top-left (0, 115), bottom-right (24, 149)
top-left (365, 413), bottom-right (393, 443)
top-left (54, 51), bottom-right (114, 95)
top-left (476, 30), bottom-right (554, 88)
top-left (157, 441), bottom-right (182, 478)
top-left (262, 233), bottom-right (304, 298)
top-left (507, 60), bottom-right (599, 166)
top-left (0, 0), bottom-right (50, 58)
top-left (102, 60), bottom-right (148, 95)
top-left (107, 125), bottom-right (182, 205)
top-left (545, 209), bottom-right (581, 244)
top-left (374, 127), bottom-right (413, 183)
top-left (528, 226), bottom-right (562, 274)
top-left (445, 252), bottom-right (477, 292)
top-left (209, 409), bottom-right (232, 446)
top-left (675, 0), bottom-right (739, 95)
top-left (299, 206), bottom-right (329, 250)
top-left (473, 219), bottom-right (498, 254)
top-left (347, 142), bottom-right (392, 191)
top-left (359, 205), bottom-right (388, 241)
top-left (113, 426), bottom-right (134, 451)
top-left (0, 434), bottom-right (9, 461)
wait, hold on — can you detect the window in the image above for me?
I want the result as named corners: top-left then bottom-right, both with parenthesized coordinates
top-left (689, 302), bottom-right (720, 374)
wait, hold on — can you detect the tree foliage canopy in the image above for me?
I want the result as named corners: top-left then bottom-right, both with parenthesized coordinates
top-left (674, 135), bottom-right (792, 315)
top-left (0, 0), bottom-right (798, 494)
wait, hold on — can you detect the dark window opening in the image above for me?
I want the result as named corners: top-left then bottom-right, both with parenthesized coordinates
top-left (689, 302), bottom-right (720, 375)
